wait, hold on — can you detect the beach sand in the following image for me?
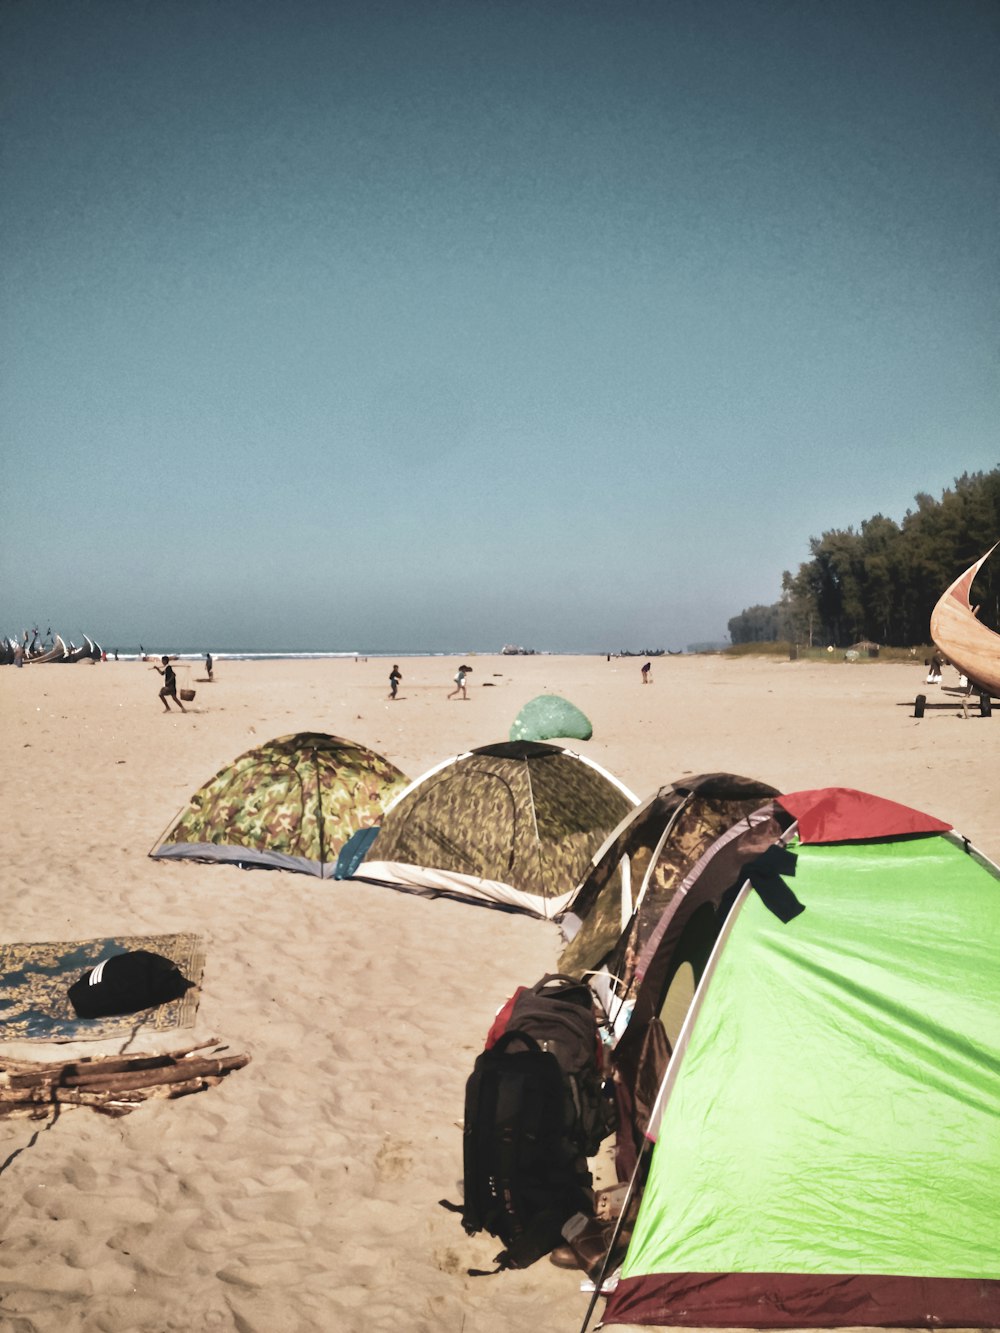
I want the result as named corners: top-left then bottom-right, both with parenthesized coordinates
top-left (0, 653), bottom-right (994, 1333)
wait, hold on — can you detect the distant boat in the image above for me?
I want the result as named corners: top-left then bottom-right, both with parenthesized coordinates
top-left (1, 632), bottom-right (109, 664)
top-left (63, 635), bottom-right (100, 663)
top-left (63, 639), bottom-right (89, 663)
top-left (930, 542), bottom-right (1000, 697)
top-left (27, 634), bottom-right (67, 664)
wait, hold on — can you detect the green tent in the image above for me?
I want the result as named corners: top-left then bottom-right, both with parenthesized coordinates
top-left (351, 740), bottom-right (637, 918)
top-left (509, 694), bottom-right (593, 743)
top-left (603, 788), bottom-right (1000, 1327)
top-left (149, 732), bottom-right (409, 878)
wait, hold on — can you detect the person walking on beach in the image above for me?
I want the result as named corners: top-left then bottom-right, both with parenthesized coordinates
top-left (641, 661), bottom-right (652, 684)
top-left (388, 664), bottom-right (402, 700)
top-left (205, 651), bottom-right (214, 681)
top-left (448, 664), bottom-right (472, 699)
top-left (153, 656), bottom-right (186, 712)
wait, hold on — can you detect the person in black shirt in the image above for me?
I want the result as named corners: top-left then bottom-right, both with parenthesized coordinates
top-left (154, 656), bottom-right (187, 712)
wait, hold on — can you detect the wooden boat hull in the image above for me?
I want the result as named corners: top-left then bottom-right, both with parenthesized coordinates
top-left (930, 543), bottom-right (1000, 697)
top-left (27, 634), bottom-right (67, 664)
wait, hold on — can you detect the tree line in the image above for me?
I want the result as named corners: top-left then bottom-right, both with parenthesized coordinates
top-left (728, 469), bottom-right (1000, 647)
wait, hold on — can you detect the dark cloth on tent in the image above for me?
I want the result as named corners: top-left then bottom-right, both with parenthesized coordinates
top-left (0, 934), bottom-right (205, 1042)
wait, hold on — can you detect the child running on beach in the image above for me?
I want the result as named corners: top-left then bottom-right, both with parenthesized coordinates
top-left (388, 664), bottom-right (402, 699)
top-left (154, 656), bottom-right (187, 712)
top-left (448, 664), bottom-right (471, 699)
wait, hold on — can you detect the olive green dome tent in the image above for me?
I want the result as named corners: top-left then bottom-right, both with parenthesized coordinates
top-left (350, 740), bottom-right (638, 918)
top-left (150, 732), bottom-right (409, 878)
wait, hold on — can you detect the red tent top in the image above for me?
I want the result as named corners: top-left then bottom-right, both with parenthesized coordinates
top-left (777, 787), bottom-right (952, 844)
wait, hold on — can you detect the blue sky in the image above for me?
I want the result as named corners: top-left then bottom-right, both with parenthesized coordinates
top-left (2, 0), bottom-right (997, 652)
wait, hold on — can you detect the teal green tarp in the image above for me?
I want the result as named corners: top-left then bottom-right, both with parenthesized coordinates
top-left (509, 695), bottom-right (593, 743)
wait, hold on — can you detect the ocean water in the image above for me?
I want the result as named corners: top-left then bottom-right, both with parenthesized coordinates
top-left (5, 637), bottom-right (628, 662)
top-left (111, 649), bottom-right (534, 662)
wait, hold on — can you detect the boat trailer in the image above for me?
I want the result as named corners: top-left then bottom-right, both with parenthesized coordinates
top-left (913, 687), bottom-right (994, 719)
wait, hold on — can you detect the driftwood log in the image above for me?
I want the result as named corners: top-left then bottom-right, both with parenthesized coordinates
top-left (0, 1040), bottom-right (250, 1119)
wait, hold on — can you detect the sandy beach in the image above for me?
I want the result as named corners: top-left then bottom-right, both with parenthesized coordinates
top-left (0, 652), bottom-right (995, 1333)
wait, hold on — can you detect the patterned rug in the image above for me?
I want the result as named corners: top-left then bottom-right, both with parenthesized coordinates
top-left (0, 934), bottom-right (205, 1042)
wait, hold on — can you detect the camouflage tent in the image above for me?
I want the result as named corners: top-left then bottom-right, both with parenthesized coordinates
top-left (509, 694), bottom-right (593, 743)
top-left (559, 773), bottom-right (779, 985)
top-left (351, 740), bottom-right (638, 918)
top-left (150, 733), bottom-right (409, 878)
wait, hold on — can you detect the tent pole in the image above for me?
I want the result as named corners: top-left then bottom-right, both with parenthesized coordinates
top-left (577, 1134), bottom-right (651, 1333)
top-left (604, 791), bottom-right (694, 1030)
top-left (312, 748), bottom-right (326, 875)
top-left (522, 754), bottom-right (547, 912)
top-left (579, 864), bottom-right (775, 1331)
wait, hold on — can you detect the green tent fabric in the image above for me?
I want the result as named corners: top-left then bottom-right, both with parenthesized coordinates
top-left (509, 694), bottom-right (593, 743)
top-left (605, 822), bottom-right (1000, 1327)
top-left (351, 740), bottom-right (637, 918)
top-left (150, 732), bottom-right (409, 878)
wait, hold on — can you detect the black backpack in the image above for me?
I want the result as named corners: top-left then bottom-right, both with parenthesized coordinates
top-left (67, 950), bottom-right (194, 1019)
top-left (446, 974), bottom-right (616, 1272)
top-left (495, 974), bottom-right (615, 1158)
top-left (455, 1030), bottom-right (595, 1271)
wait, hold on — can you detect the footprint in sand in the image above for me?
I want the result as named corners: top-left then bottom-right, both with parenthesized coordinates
top-left (433, 1247), bottom-right (465, 1275)
top-left (373, 1136), bottom-right (413, 1182)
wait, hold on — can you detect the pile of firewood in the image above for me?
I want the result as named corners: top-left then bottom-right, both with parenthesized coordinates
top-left (0, 1040), bottom-right (250, 1119)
